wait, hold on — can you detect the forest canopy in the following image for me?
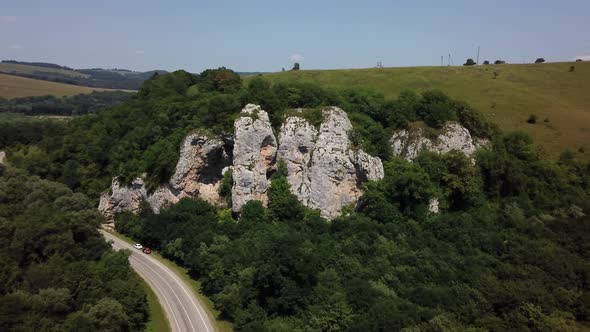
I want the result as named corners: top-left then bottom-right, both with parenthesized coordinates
top-left (0, 166), bottom-right (149, 331)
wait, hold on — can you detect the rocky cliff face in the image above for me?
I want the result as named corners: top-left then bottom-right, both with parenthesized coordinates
top-left (98, 132), bottom-right (231, 220)
top-left (231, 104), bottom-right (277, 212)
top-left (100, 104), bottom-right (384, 220)
top-left (277, 107), bottom-right (384, 218)
top-left (390, 122), bottom-right (488, 161)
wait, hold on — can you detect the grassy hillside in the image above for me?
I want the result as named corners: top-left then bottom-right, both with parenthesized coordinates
top-left (253, 61), bottom-right (590, 157)
top-left (1, 61), bottom-right (167, 90)
top-left (0, 73), bottom-right (114, 98)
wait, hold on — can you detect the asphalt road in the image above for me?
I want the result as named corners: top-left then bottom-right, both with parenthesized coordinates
top-left (100, 230), bottom-right (216, 332)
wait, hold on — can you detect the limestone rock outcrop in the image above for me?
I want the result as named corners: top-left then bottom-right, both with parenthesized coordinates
top-left (98, 177), bottom-right (147, 221)
top-left (277, 107), bottom-right (384, 218)
top-left (169, 132), bottom-right (230, 205)
top-left (99, 132), bottom-right (231, 220)
top-left (99, 104), bottom-right (385, 221)
top-left (231, 104), bottom-right (277, 212)
top-left (390, 122), bottom-right (488, 161)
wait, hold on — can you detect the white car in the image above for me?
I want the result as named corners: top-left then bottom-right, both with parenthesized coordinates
top-left (133, 243), bottom-right (143, 250)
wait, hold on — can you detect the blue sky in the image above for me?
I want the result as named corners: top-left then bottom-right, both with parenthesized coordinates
top-left (1, 0), bottom-right (589, 72)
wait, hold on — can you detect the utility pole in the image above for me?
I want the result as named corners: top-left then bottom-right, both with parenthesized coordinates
top-left (476, 46), bottom-right (480, 64)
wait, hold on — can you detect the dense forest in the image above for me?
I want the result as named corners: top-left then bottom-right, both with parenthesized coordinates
top-left (2, 69), bottom-right (590, 331)
top-left (0, 166), bottom-right (149, 331)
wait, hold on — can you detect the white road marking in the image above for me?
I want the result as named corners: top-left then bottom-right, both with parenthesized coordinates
top-left (144, 252), bottom-right (213, 332)
top-left (130, 255), bottom-right (183, 332)
top-left (133, 254), bottom-right (197, 332)
top-left (102, 231), bottom-right (214, 332)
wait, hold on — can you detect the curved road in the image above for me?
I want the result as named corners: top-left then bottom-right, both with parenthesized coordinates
top-left (100, 230), bottom-right (216, 332)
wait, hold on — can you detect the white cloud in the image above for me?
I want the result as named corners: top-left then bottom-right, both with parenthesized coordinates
top-left (574, 55), bottom-right (590, 61)
top-left (8, 44), bottom-right (22, 50)
top-left (135, 50), bottom-right (145, 55)
top-left (0, 16), bottom-right (17, 24)
top-left (290, 54), bottom-right (304, 62)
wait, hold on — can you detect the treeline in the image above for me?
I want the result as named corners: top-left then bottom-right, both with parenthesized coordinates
top-left (0, 113), bottom-right (64, 148)
top-left (116, 137), bottom-right (590, 331)
top-left (0, 166), bottom-right (149, 331)
top-left (9, 68), bottom-right (494, 198)
top-left (0, 91), bottom-right (134, 116)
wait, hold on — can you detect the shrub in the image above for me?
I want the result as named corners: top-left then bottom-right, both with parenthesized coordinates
top-left (527, 114), bottom-right (537, 124)
top-left (292, 62), bottom-right (300, 71)
top-left (483, 60), bottom-right (490, 65)
top-left (416, 90), bottom-right (457, 129)
top-left (569, 66), bottom-right (575, 72)
top-left (494, 60), bottom-right (506, 65)
top-left (535, 58), bottom-right (545, 63)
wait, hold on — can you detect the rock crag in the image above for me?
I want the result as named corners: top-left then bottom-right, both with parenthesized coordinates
top-left (390, 122), bottom-right (488, 161)
top-left (100, 104), bottom-right (384, 220)
top-left (277, 107), bottom-right (384, 218)
top-left (99, 132), bottom-right (231, 220)
top-left (231, 104), bottom-right (277, 212)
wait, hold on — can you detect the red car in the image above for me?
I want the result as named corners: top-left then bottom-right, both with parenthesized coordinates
top-left (142, 247), bottom-right (152, 254)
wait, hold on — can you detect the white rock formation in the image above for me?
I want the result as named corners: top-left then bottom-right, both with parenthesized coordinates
top-left (169, 132), bottom-right (230, 205)
top-left (98, 177), bottom-right (147, 221)
top-left (99, 132), bottom-right (230, 220)
top-left (428, 198), bottom-right (440, 214)
top-left (277, 107), bottom-right (384, 218)
top-left (99, 104), bottom-right (385, 221)
top-left (231, 104), bottom-right (277, 212)
top-left (276, 114), bottom-right (318, 200)
top-left (390, 122), bottom-right (488, 161)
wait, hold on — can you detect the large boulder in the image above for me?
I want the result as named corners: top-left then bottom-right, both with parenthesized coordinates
top-left (231, 104), bottom-right (277, 212)
top-left (277, 107), bottom-right (384, 218)
top-left (390, 122), bottom-right (488, 161)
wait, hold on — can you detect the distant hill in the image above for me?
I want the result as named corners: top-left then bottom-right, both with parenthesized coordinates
top-left (0, 73), bottom-right (120, 98)
top-left (251, 61), bottom-right (590, 158)
top-left (0, 60), bottom-right (168, 90)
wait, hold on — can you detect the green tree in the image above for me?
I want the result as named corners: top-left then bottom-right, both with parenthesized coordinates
top-left (464, 58), bottom-right (476, 66)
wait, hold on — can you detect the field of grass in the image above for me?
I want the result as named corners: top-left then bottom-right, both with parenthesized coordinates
top-left (0, 62), bottom-right (88, 78)
top-left (139, 277), bottom-right (171, 332)
top-left (252, 61), bottom-right (590, 158)
top-left (105, 229), bottom-right (233, 332)
top-left (0, 73), bottom-right (113, 98)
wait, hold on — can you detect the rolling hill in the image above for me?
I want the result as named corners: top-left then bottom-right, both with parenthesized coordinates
top-left (0, 73), bottom-right (117, 98)
top-left (252, 61), bottom-right (590, 158)
top-left (0, 61), bottom-right (167, 90)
